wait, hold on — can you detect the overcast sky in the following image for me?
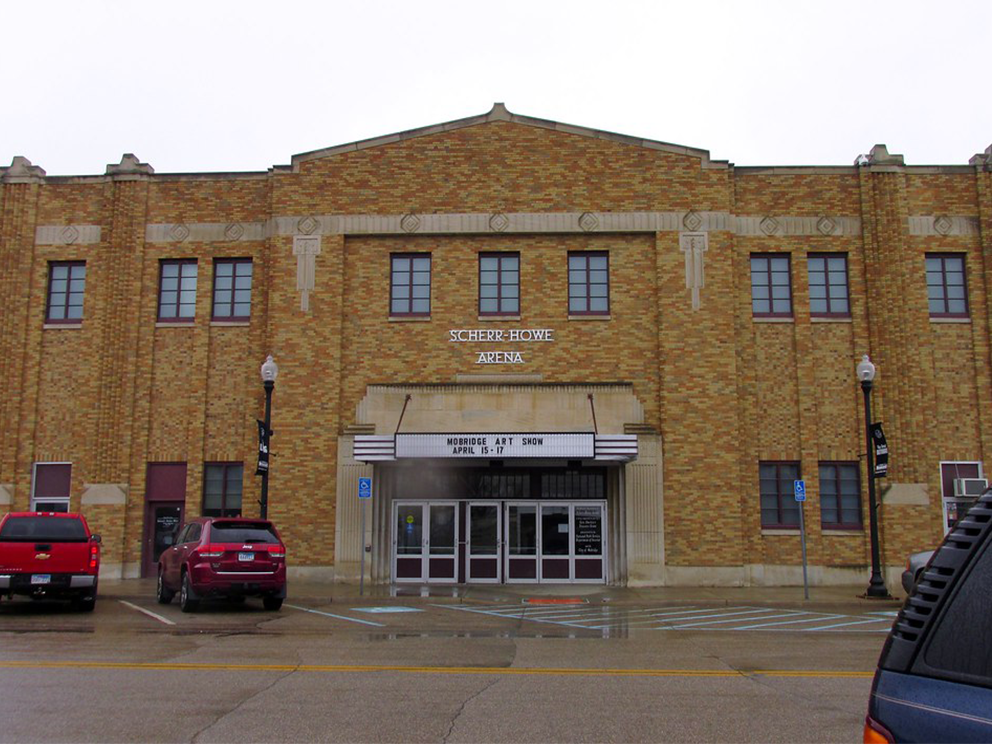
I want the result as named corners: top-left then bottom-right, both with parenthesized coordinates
top-left (3, 1), bottom-right (990, 175)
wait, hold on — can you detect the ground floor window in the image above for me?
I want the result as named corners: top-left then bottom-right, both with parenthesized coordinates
top-left (818, 462), bottom-right (862, 529)
top-left (202, 463), bottom-right (243, 517)
top-left (31, 462), bottom-right (71, 512)
top-left (759, 461), bottom-right (800, 528)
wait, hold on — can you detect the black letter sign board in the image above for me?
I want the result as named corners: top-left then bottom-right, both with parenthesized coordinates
top-left (871, 423), bottom-right (888, 478)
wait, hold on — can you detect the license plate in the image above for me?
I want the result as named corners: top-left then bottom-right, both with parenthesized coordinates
top-left (31, 574), bottom-right (51, 585)
top-left (238, 552), bottom-right (254, 562)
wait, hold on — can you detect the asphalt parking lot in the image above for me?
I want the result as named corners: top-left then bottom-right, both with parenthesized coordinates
top-left (0, 582), bottom-right (900, 742)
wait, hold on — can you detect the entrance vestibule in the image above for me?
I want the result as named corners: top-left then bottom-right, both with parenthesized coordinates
top-left (391, 499), bottom-right (606, 584)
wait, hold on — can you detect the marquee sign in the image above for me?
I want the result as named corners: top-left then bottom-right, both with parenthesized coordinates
top-left (396, 433), bottom-right (594, 459)
top-left (354, 433), bottom-right (638, 462)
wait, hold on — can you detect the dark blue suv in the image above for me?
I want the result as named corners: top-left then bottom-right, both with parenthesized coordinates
top-left (865, 490), bottom-right (992, 742)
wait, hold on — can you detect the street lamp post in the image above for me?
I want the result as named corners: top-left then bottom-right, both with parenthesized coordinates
top-left (259, 355), bottom-right (279, 520)
top-left (857, 354), bottom-right (890, 598)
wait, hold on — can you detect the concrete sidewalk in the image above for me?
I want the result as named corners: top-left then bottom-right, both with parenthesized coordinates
top-left (98, 576), bottom-right (907, 609)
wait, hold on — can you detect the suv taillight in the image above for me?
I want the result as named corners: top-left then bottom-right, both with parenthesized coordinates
top-left (268, 545), bottom-right (286, 559)
top-left (196, 544), bottom-right (225, 558)
top-left (863, 716), bottom-right (894, 744)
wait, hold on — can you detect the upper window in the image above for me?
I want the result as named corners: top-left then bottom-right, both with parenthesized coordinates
top-left (750, 254), bottom-right (792, 318)
top-left (46, 262), bottom-right (86, 324)
top-left (212, 259), bottom-right (252, 321)
top-left (926, 253), bottom-right (968, 318)
top-left (390, 254), bottom-right (431, 317)
top-left (819, 462), bottom-right (862, 529)
top-left (32, 462), bottom-right (71, 512)
top-left (202, 463), bottom-right (243, 517)
top-left (568, 252), bottom-right (609, 315)
top-left (759, 461), bottom-right (800, 528)
top-left (808, 253), bottom-right (850, 318)
top-left (479, 253), bottom-right (519, 316)
top-left (158, 260), bottom-right (198, 322)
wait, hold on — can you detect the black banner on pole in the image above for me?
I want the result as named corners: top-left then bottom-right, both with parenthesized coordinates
top-left (871, 422), bottom-right (888, 478)
top-left (256, 419), bottom-right (270, 475)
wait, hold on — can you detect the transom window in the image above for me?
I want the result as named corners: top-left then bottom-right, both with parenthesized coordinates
top-left (158, 260), bottom-right (198, 322)
top-left (808, 253), bottom-right (850, 317)
top-left (759, 461), bottom-right (800, 528)
top-left (390, 254), bottom-right (431, 317)
top-left (750, 254), bottom-right (792, 318)
top-left (819, 462), bottom-right (862, 529)
top-left (202, 463), bottom-right (243, 517)
top-left (212, 259), bottom-right (253, 320)
top-left (479, 253), bottom-right (520, 316)
top-left (926, 253), bottom-right (968, 318)
top-left (46, 262), bottom-right (86, 323)
top-left (568, 252), bottom-right (609, 315)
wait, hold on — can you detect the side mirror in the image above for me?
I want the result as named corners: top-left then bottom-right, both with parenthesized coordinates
top-left (90, 534), bottom-right (102, 544)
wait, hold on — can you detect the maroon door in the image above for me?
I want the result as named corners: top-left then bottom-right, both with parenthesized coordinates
top-left (142, 463), bottom-right (187, 577)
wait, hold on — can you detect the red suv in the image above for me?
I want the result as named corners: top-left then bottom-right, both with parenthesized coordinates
top-left (156, 517), bottom-right (286, 612)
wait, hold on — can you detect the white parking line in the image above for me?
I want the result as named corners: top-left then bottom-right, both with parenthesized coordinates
top-left (588, 608), bottom-right (767, 629)
top-left (118, 600), bottom-right (176, 626)
top-left (801, 617), bottom-right (893, 631)
top-left (669, 611), bottom-right (808, 629)
top-left (730, 614), bottom-right (844, 630)
top-left (286, 604), bottom-right (386, 627)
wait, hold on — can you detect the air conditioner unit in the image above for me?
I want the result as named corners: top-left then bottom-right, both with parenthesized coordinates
top-left (953, 478), bottom-right (989, 498)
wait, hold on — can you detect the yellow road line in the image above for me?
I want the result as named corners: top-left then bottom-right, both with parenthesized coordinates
top-left (0, 660), bottom-right (874, 678)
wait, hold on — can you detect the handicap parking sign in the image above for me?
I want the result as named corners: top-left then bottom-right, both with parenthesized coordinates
top-left (358, 477), bottom-right (372, 499)
top-left (794, 480), bottom-right (806, 502)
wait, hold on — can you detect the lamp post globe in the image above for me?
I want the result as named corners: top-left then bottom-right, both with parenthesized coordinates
top-left (259, 355), bottom-right (278, 519)
top-left (858, 354), bottom-right (890, 598)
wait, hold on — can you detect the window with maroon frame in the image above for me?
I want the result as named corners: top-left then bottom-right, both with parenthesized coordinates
top-left (158, 260), bottom-right (198, 322)
top-left (202, 463), bottom-right (243, 517)
top-left (759, 461), bottom-right (800, 528)
top-left (818, 462), bottom-right (862, 529)
top-left (750, 254), bottom-right (793, 317)
top-left (390, 254), bottom-right (431, 316)
top-left (568, 252), bottom-right (609, 315)
top-left (807, 253), bottom-right (850, 317)
top-left (926, 253), bottom-right (968, 318)
top-left (479, 253), bottom-right (519, 316)
top-left (32, 462), bottom-right (72, 512)
top-left (46, 262), bottom-right (86, 323)
top-left (212, 259), bottom-right (252, 320)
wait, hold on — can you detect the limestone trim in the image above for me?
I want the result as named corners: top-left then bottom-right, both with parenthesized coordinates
top-left (35, 225), bottom-right (102, 245)
top-left (144, 210), bottom-right (861, 241)
top-left (1, 156), bottom-right (46, 183)
top-left (908, 215), bottom-right (981, 236)
top-left (0, 483), bottom-right (12, 505)
top-left (80, 483), bottom-right (128, 505)
top-left (147, 222), bottom-right (265, 243)
top-left (291, 102), bottom-right (728, 171)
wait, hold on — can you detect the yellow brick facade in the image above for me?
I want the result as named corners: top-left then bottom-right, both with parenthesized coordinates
top-left (2, 106), bottom-right (991, 587)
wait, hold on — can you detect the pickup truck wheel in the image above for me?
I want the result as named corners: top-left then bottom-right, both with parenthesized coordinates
top-left (262, 597), bottom-right (283, 611)
top-left (156, 571), bottom-right (175, 604)
top-left (179, 573), bottom-right (199, 613)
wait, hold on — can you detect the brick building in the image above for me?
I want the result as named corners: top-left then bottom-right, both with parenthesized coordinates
top-left (2, 103), bottom-right (991, 587)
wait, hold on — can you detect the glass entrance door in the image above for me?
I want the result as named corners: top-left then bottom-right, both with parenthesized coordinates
top-left (505, 503), bottom-right (538, 582)
top-left (467, 503), bottom-right (501, 583)
top-left (393, 502), bottom-right (458, 583)
top-left (538, 502), bottom-right (606, 583)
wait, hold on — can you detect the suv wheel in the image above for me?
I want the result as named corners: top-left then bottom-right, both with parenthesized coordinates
top-left (179, 572), bottom-right (199, 613)
top-left (156, 570), bottom-right (175, 605)
top-left (262, 596), bottom-right (283, 611)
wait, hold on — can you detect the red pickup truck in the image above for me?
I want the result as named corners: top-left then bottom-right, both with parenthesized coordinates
top-left (0, 512), bottom-right (101, 611)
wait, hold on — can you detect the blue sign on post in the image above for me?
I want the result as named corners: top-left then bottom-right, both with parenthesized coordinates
top-left (358, 477), bottom-right (372, 499)
top-left (794, 480), bottom-right (806, 502)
